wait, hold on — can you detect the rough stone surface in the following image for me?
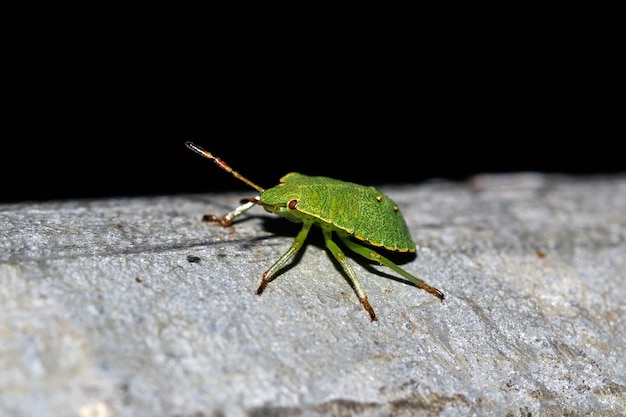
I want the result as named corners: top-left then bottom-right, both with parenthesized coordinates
top-left (1, 173), bottom-right (625, 417)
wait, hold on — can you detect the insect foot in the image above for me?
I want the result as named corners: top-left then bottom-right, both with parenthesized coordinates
top-left (202, 214), bottom-right (233, 227)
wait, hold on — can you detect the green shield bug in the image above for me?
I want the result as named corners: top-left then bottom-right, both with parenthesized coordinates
top-left (185, 141), bottom-right (444, 321)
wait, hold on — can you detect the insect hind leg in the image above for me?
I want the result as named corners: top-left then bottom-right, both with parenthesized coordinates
top-left (339, 236), bottom-right (445, 302)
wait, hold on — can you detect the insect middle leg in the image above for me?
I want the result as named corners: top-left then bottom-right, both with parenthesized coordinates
top-left (322, 229), bottom-right (377, 321)
top-left (257, 222), bottom-right (313, 295)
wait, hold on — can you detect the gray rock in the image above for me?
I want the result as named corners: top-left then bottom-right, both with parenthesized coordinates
top-left (1, 173), bottom-right (625, 416)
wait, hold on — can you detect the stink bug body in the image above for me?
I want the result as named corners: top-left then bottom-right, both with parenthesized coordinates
top-left (185, 141), bottom-right (444, 321)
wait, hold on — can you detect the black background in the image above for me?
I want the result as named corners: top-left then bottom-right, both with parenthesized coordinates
top-left (5, 4), bottom-right (624, 203)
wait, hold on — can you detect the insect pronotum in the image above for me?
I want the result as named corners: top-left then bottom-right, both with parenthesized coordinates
top-left (185, 141), bottom-right (444, 321)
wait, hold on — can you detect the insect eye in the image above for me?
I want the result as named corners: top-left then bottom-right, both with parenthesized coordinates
top-left (288, 199), bottom-right (298, 209)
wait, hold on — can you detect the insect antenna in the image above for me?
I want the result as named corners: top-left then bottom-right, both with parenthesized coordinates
top-left (185, 141), bottom-right (265, 193)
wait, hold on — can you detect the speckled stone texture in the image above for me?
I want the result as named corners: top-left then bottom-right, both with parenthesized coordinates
top-left (1, 173), bottom-right (625, 417)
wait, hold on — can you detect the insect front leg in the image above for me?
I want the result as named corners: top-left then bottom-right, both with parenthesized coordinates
top-left (203, 198), bottom-right (259, 227)
top-left (257, 222), bottom-right (313, 295)
top-left (339, 236), bottom-right (445, 302)
top-left (322, 229), bottom-right (377, 322)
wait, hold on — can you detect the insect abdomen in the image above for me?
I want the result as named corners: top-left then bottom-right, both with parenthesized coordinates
top-left (268, 174), bottom-right (416, 252)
